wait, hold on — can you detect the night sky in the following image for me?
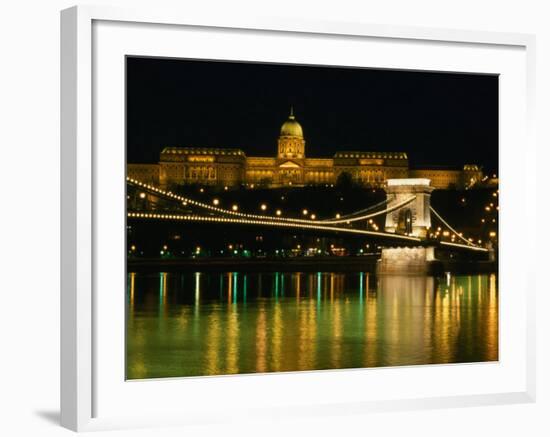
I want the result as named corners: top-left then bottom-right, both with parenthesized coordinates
top-left (126, 57), bottom-right (498, 173)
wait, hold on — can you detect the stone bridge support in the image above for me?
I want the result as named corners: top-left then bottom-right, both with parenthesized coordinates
top-left (377, 247), bottom-right (441, 275)
top-left (384, 178), bottom-right (434, 238)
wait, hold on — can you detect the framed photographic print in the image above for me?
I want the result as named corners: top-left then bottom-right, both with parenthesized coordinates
top-left (61, 5), bottom-right (536, 432)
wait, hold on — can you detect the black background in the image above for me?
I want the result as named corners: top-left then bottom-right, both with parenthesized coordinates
top-left (127, 57), bottom-right (498, 173)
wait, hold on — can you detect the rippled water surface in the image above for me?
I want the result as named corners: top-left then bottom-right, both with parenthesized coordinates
top-left (126, 271), bottom-right (498, 379)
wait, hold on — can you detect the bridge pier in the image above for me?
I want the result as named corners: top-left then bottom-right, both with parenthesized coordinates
top-left (377, 178), bottom-right (442, 274)
top-left (377, 246), bottom-right (442, 275)
top-left (384, 178), bottom-right (434, 238)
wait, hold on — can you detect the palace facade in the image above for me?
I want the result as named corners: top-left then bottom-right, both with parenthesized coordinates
top-left (127, 109), bottom-right (483, 190)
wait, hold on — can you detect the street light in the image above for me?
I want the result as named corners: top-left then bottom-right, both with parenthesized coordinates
top-left (276, 209), bottom-right (282, 216)
top-left (212, 198), bottom-right (220, 206)
top-left (232, 204), bottom-right (238, 211)
top-left (260, 204), bottom-right (267, 211)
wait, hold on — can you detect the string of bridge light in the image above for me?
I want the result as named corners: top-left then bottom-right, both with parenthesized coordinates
top-left (128, 211), bottom-right (488, 253)
top-left (127, 211), bottom-right (424, 242)
top-left (429, 206), bottom-right (480, 248)
top-left (127, 177), bottom-right (415, 226)
top-left (313, 196), bottom-right (416, 225)
top-left (128, 177), bottom-right (329, 224)
top-left (439, 241), bottom-right (488, 252)
top-left (128, 178), bottom-right (481, 249)
top-left (318, 199), bottom-right (388, 222)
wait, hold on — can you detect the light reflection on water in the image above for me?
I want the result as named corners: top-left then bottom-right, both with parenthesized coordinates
top-left (126, 271), bottom-right (498, 379)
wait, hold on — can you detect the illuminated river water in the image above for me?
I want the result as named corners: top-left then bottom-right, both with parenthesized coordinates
top-left (126, 271), bottom-right (498, 379)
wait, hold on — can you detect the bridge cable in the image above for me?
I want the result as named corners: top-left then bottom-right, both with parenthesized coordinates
top-left (321, 199), bottom-right (388, 222)
top-left (127, 177), bottom-right (413, 226)
top-left (127, 211), bottom-right (423, 242)
top-left (429, 206), bottom-right (479, 248)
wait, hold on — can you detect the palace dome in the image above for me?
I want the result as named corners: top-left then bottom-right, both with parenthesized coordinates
top-left (280, 108), bottom-right (303, 138)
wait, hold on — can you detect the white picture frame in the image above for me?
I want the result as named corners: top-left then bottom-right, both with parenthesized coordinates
top-left (60, 5), bottom-right (536, 432)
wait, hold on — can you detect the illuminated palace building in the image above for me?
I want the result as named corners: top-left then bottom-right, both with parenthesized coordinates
top-left (128, 109), bottom-right (484, 190)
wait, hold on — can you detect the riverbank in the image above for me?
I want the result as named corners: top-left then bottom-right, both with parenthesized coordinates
top-left (128, 256), bottom-right (497, 274)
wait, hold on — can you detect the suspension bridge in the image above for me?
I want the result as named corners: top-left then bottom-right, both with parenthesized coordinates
top-left (126, 176), bottom-right (488, 254)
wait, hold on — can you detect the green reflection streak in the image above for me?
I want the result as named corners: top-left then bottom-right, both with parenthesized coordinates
top-left (243, 274), bottom-right (248, 304)
top-left (359, 272), bottom-right (364, 305)
top-left (127, 272), bottom-right (498, 379)
top-left (159, 272), bottom-right (164, 299)
top-left (232, 272), bottom-right (238, 304)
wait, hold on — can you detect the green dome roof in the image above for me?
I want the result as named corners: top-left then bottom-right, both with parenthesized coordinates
top-left (280, 108), bottom-right (303, 138)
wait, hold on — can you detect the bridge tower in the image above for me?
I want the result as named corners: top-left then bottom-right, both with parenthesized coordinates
top-left (384, 178), bottom-right (434, 238)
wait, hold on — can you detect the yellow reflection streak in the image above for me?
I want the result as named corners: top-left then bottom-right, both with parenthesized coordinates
top-left (298, 297), bottom-right (317, 370)
top-left (205, 310), bottom-right (221, 375)
top-left (255, 304), bottom-right (267, 373)
top-left (129, 272), bottom-right (135, 312)
top-left (271, 302), bottom-right (282, 371)
top-left (226, 306), bottom-right (239, 374)
top-left (423, 278), bottom-right (434, 358)
top-left (330, 295), bottom-right (342, 369)
top-left (365, 283), bottom-right (378, 367)
top-left (194, 272), bottom-right (201, 311)
top-left (161, 272), bottom-right (168, 310)
top-left (487, 274), bottom-right (498, 360)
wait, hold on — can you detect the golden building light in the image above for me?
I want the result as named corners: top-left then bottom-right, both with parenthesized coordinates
top-left (302, 209), bottom-right (308, 216)
top-left (260, 204), bottom-right (267, 211)
top-left (232, 204), bottom-right (239, 211)
top-left (139, 192), bottom-right (146, 199)
top-left (212, 198), bottom-right (220, 206)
